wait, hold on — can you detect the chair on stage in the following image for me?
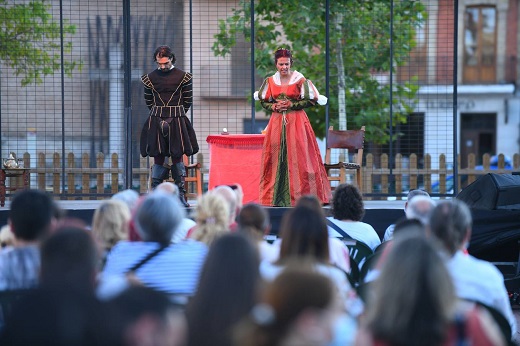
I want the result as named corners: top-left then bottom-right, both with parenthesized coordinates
top-left (324, 125), bottom-right (365, 191)
top-left (182, 154), bottom-right (203, 200)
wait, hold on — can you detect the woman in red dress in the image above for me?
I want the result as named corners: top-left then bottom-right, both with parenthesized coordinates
top-left (254, 48), bottom-right (331, 207)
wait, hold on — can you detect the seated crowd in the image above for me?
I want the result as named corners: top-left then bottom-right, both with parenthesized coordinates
top-left (0, 185), bottom-right (515, 345)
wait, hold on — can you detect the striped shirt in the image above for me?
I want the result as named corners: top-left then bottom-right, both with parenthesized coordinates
top-left (103, 240), bottom-right (208, 295)
top-left (0, 245), bottom-right (40, 290)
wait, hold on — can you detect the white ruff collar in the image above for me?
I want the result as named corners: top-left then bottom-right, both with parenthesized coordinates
top-left (273, 70), bottom-right (304, 85)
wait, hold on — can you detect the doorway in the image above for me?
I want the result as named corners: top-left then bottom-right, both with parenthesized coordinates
top-left (460, 113), bottom-right (496, 168)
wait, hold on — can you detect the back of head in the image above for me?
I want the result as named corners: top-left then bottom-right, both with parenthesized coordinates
top-left (109, 286), bottom-right (185, 346)
top-left (238, 203), bottom-right (270, 240)
top-left (365, 235), bottom-right (455, 346)
top-left (134, 191), bottom-right (185, 244)
top-left (295, 194), bottom-right (325, 216)
top-left (156, 181), bottom-right (179, 196)
top-left (212, 185), bottom-right (238, 220)
top-left (187, 233), bottom-right (260, 346)
top-left (111, 189), bottom-right (139, 212)
top-left (40, 226), bottom-right (99, 293)
top-left (407, 189), bottom-right (430, 201)
top-left (9, 189), bottom-right (56, 242)
top-left (331, 184), bottom-right (365, 221)
top-left (92, 199), bottom-right (130, 251)
top-left (279, 205), bottom-right (329, 262)
top-left (191, 191), bottom-right (230, 245)
top-left (0, 288), bottom-right (111, 346)
top-left (405, 195), bottom-right (436, 225)
top-left (393, 218), bottom-right (425, 239)
top-left (234, 265), bottom-right (334, 346)
top-left (429, 200), bottom-right (472, 255)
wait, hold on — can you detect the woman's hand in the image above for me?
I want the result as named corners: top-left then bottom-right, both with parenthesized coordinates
top-left (274, 100), bottom-right (292, 112)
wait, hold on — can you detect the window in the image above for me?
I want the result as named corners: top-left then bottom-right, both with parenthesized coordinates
top-left (463, 6), bottom-right (497, 83)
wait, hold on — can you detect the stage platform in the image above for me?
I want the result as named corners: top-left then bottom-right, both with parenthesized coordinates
top-left (0, 199), bottom-right (406, 239)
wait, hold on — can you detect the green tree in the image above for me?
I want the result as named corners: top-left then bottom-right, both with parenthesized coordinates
top-left (212, 0), bottom-right (426, 143)
top-left (0, 0), bottom-right (78, 86)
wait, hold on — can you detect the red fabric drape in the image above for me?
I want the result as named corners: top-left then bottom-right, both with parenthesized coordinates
top-left (206, 134), bottom-right (265, 203)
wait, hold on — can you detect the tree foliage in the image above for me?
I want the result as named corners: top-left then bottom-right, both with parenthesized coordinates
top-left (0, 0), bottom-right (78, 86)
top-left (212, 0), bottom-right (426, 143)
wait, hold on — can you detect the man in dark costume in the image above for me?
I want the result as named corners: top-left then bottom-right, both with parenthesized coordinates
top-left (140, 45), bottom-right (199, 207)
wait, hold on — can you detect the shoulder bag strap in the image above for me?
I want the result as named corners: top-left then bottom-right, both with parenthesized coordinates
top-left (126, 244), bottom-right (170, 274)
top-left (327, 219), bottom-right (354, 240)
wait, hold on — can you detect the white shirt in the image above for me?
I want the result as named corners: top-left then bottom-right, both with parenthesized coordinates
top-left (172, 218), bottom-right (196, 243)
top-left (445, 250), bottom-right (517, 338)
top-left (326, 217), bottom-right (381, 251)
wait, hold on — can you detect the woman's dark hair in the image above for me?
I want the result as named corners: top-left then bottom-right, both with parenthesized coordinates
top-left (234, 264), bottom-right (334, 346)
top-left (278, 205), bottom-right (329, 263)
top-left (364, 235), bottom-right (454, 346)
top-left (331, 183), bottom-right (365, 221)
top-left (238, 203), bottom-right (270, 241)
top-left (274, 48), bottom-right (293, 65)
top-left (186, 233), bottom-right (260, 346)
top-left (153, 45), bottom-right (176, 64)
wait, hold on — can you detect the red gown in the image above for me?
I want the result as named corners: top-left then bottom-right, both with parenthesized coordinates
top-left (255, 71), bottom-right (331, 207)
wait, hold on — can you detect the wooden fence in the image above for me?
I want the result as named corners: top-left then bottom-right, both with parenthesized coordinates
top-left (362, 152), bottom-right (520, 198)
top-left (3, 151), bottom-right (519, 200)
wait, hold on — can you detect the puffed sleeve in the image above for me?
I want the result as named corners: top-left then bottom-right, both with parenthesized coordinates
top-left (141, 74), bottom-right (154, 110)
top-left (254, 78), bottom-right (276, 112)
top-left (181, 72), bottom-right (193, 113)
top-left (295, 79), bottom-right (328, 109)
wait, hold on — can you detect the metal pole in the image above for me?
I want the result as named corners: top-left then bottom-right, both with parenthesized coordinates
top-left (123, 0), bottom-right (132, 189)
top-left (325, 0), bottom-right (330, 139)
top-left (250, 0), bottom-right (256, 133)
top-left (452, 0), bottom-right (459, 195)
top-left (389, 0), bottom-right (394, 184)
top-left (60, 0), bottom-right (66, 196)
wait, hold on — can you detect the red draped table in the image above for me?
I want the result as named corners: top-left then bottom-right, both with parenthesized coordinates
top-left (206, 134), bottom-right (265, 203)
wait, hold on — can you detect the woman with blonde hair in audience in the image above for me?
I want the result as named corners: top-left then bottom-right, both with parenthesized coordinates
top-left (92, 199), bottom-right (131, 266)
top-left (235, 265), bottom-right (356, 346)
top-left (355, 234), bottom-right (505, 346)
top-left (188, 191), bottom-right (230, 246)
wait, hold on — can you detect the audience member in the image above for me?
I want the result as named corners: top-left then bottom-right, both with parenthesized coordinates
top-left (155, 181), bottom-right (197, 243)
top-left (186, 233), bottom-right (261, 346)
top-left (295, 194), bottom-right (351, 273)
top-left (428, 199), bottom-right (517, 340)
top-left (40, 225), bottom-right (99, 294)
top-left (260, 205), bottom-right (359, 314)
top-left (108, 286), bottom-right (187, 346)
top-left (356, 234), bottom-right (505, 346)
top-left (0, 288), bottom-right (114, 345)
top-left (92, 199), bottom-right (131, 266)
top-left (188, 191), bottom-right (230, 246)
top-left (0, 225), bottom-right (14, 251)
top-left (0, 225), bottom-right (115, 345)
top-left (0, 189), bottom-right (58, 290)
top-left (382, 189), bottom-right (433, 242)
top-left (111, 189), bottom-right (140, 213)
top-left (102, 191), bottom-right (208, 300)
top-left (327, 184), bottom-right (381, 251)
top-left (235, 265), bottom-right (356, 346)
top-left (237, 203), bottom-right (278, 262)
top-left (213, 184), bottom-right (242, 231)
